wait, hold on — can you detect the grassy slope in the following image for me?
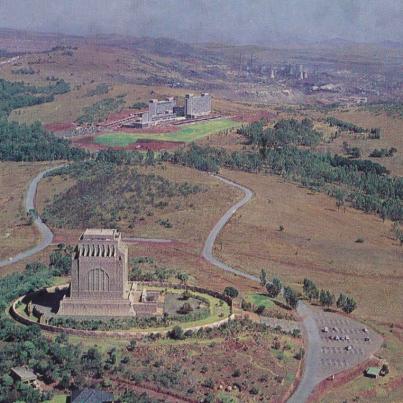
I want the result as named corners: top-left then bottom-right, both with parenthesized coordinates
top-left (0, 161), bottom-right (61, 261)
top-left (95, 119), bottom-right (241, 146)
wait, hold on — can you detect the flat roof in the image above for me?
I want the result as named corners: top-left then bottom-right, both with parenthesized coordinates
top-left (366, 367), bottom-right (381, 376)
top-left (11, 367), bottom-right (37, 381)
top-left (81, 229), bottom-right (120, 241)
top-left (84, 229), bottom-right (116, 236)
top-left (72, 388), bottom-right (113, 403)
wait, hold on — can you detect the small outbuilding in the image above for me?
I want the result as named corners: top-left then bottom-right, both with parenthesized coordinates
top-left (71, 388), bottom-right (114, 403)
top-left (10, 367), bottom-right (38, 388)
top-left (365, 367), bottom-right (381, 379)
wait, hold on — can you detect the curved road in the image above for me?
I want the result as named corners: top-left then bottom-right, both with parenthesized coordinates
top-left (0, 165), bottom-right (64, 268)
top-left (202, 174), bottom-right (320, 403)
top-left (0, 168), bottom-right (332, 401)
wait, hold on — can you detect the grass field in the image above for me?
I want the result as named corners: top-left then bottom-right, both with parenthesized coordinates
top-left (246, 292), bottom-right (274, 309)
top-left (95, 119), bottom-right (241, 146)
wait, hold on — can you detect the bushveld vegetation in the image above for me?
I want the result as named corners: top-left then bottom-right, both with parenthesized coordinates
top-left (162, 119), bottom-right (402, 221)
top-left (76, 95), bottom-right (126, 124)
top-left (326, 116), bottom-right (368, 133)
top-left (369, 147), bottom-right (397, 158)
top-left (0, 78), bottom-right (70, 119)
top-left (364, 102), bottom-right (403, 118)
top-left (85, 83), bottom-right (110, 97)
top-left (0, 78), bottom-right (86, 161)
top-left (42, 159), bottom-right (204, 229)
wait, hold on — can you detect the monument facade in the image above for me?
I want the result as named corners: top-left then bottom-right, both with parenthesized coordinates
top-left (58, 229), bottom-right (135, 316)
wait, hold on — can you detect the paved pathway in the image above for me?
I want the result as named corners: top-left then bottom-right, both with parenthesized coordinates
top-left (0, 165), bottom-right (64, 268)
top-left (201, 175), bottom-right (258, 282)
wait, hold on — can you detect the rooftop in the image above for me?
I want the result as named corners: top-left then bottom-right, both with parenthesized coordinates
top-left (71, 388), bottom-right (113, 403)
top-left (366, 367), bottom-right (381, 376)
top-left (82, 229), bottom-right (120, 240)
top-left (11, 367), bottom-right (37, 381)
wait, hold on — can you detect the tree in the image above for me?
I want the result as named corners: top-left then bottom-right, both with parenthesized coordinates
top-left (335, 189), bottom-right (346, 211)
top-left (176, 272), bottom-right (189, 285)
top-left (303, 278), bottom-right (319, 301)
top-left (319, 289), bottom-right (335, 309)
top-left (260, 269), bottom-right (268, 287)
top-left (224, 286), bottom-right (239, 298)
top-left (127, 338), bottom-right (137, 351)
top-left (284, 286), bottom-right (298, 309)
top-left (49, 250), bottom-right (71, 275)
top-left (266, 278), bottom-right (282, 298)
top-left (336, 293), bottom-right (347, 309)
top-left (342, 296), bottom-right (357, 314)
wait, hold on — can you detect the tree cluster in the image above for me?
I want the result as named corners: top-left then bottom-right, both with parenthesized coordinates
top-left (165, 119), bottom-right (402, 221)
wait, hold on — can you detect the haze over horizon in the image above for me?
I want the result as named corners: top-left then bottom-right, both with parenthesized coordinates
top-left (0, 0), bottom-right (402, 46)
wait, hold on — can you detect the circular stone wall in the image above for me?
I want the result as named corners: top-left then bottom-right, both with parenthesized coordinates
top-left (10, 282), bottom-right (234, 339)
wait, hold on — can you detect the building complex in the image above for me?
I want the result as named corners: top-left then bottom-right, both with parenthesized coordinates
top-left (129, 93), bottom-right (212, 128)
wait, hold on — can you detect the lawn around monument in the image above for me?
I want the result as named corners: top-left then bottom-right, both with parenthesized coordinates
top-left (95, 118), bottom-right (241, 146)
top-left (15, 286), bottom-right (231, 334)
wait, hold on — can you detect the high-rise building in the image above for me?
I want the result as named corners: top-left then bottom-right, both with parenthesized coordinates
top-left (184, 93), bottom-right (212, 118)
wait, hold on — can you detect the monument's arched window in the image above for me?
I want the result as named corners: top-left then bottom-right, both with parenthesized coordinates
top-left (88, 268), bottom-right (109, 292)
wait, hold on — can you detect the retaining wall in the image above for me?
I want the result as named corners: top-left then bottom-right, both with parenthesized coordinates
top-left (10, 282), bottom-right (234, 339)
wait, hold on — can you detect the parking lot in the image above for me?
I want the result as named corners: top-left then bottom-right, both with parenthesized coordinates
top-left (313, 309), bottom-right (383, 381)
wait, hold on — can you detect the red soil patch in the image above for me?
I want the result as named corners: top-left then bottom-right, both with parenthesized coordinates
top-left (126, 140), bottom-right (184, 151)
top-left (44, 122), bottom-right (76, 132)
top-left (103, 108), bottom-right (140, 123)
top-left (114, 125), bottom-right (180, 134)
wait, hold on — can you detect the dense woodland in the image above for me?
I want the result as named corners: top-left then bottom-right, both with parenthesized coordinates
top-left (0, 78), bottom-right (86, 161)
top-left (43, 160), bottom-right (204, 229)
top-left (163, 119), bottom-right (402, 221)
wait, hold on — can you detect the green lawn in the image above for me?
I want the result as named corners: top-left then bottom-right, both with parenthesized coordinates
top-left (45, 395), bottom-right (68, 403)
top-left (95, 118), bottom-right (241, 146)
top-left (246, 292), bottom-right (275, 309)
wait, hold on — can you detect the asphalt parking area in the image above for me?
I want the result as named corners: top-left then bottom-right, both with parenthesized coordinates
top-left (313, 309), bottom-right (383, 382)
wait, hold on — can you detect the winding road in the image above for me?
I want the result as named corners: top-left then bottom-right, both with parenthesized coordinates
top-left (0, 165), bottom-right (64, 268)
top-left (1, 167), bottom-right (370, 402)
top-left (202, 174), bottom-right (322, 403)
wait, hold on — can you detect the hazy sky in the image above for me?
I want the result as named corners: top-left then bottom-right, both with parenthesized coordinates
top-left (0, 0), bottom-right (402, 44)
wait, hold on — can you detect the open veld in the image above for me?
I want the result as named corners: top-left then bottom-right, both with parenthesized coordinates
top-left (213, 168), bottom-right (403, 401)
top-left (1, 28), bottom-right (403, 402)
top-left (95, 119), bottom-right (241, 147)
top-left (0, 161), bottom-right (60, 261)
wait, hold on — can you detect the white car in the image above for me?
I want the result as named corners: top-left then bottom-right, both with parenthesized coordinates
top-left (345, 345), bottom-right (352, 351)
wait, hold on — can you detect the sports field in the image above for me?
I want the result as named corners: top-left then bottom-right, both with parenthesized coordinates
top-left (95, 118), bottom-right (241, 146)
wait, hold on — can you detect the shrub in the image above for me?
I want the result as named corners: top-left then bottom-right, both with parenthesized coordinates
top-left (224, 286), bottom-right (239, 298)
top-left (178, 303), bottom-right (193, 315)
top-left (169, 325), bottom-right (185, 340)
